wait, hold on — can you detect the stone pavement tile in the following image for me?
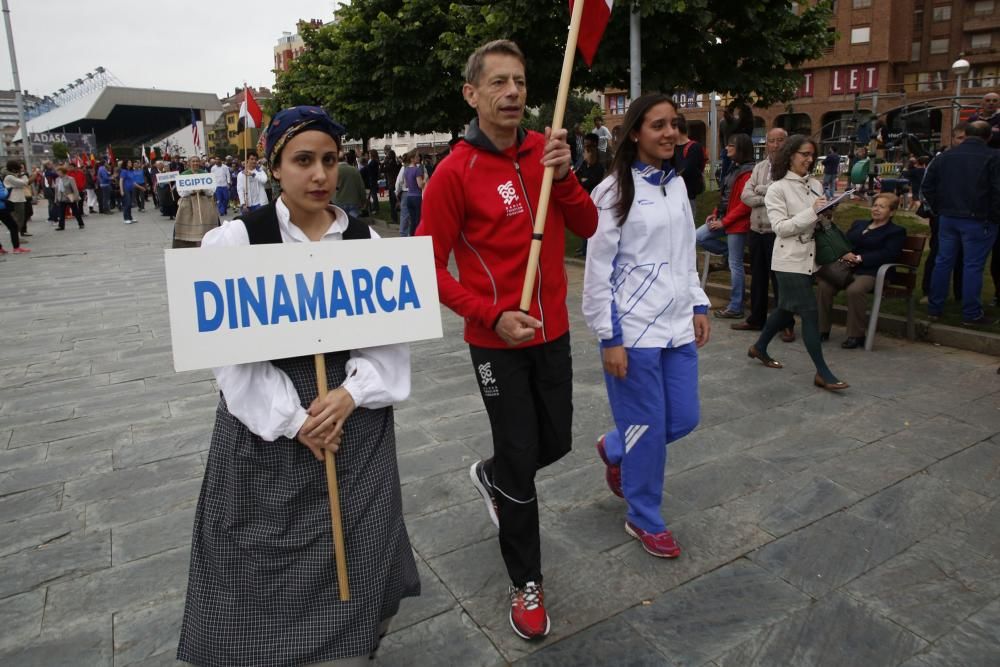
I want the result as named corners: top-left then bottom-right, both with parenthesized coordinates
top-left (116, 420), bottom-right (210, 469)
top-left (0, 429), bottom-right (10, 447)
top-left (10, 402), bottom-right (171, 447)
top-left (419, 411), bottom-right (493, 443)
top-left (948, 498), bottom-right (1000, 560)
top-left (537, 463), bottom-right (621, 514)
top-left (85, 477), bottom-right (202, 530)
top-left (811, 441), bottom-right (936, 496)
top-left (0, 618), bottom-right (114, 667)
top-left (697, 393), bottom-right (758, 430)
top-left (715, 592), bottom-right (926, 667)
top-left (662, 453), bottom-right (786, 511)
top-left (22, 359), bottom-right (95, 385)
top-left (112, 597), bottom-right (184, 667)
top-left (896, 597), bottom-right (1000, 667)
top-left (406, 499), bottom-right (499, 560)
top-left (749, 510), bottom-right (918, 598)
top-left (0, 443), bottom-right (47, 470)
top-left (0, 484), bottom-right (62, 523)
top-left (516, 615), bottom-right (667, 666)
top-left (713, 404), bottom-right (813, 448)
top-left (540, 499), bottom-right (637, 556)
top-left (609, 504), bottom-right (773, 597)
top-left (927, 439), bottom-right (1000, 499)
top-left (394, 394), bottom-right (486, 427)
top-left (0, 531), bottom-right (110, 599)
top-left (376, 608), bottom-right (505, 667)
top-left (0, 373), bottom-right (113, 415)
top-left (938, 391), bottom-right (1000, 431)
top-left (845, 534), bottom-right (1000, 642)
top-left (443, 430), bottom-right (496, 464)
top-left (45, 427), bottom-right (132, 459)
top-left (620, 559), bottom-right (812, 665)
top-left (1, 507), bottom-right (84, 557)
top-left (91, 351), bottom-right (176, 376)
top-left (401, 469), bottom-right (479, 518)
top-left (848, 472), bottom-right (989, 541)
top-left (0, 590), bottom-right (44, 651)
top-left (121, 651), bottom-right (178, 667)
top-left (63, 453), bottom-right (203, 506)
top-left (726, 473), bottom-right (863, 538)
top-left (1, 404), bottom-right (77, 430)
top-left (0, 450), bottom-right (113, 497)
top-left (396, 440), bottom-right (479, 486)
top-left (42, 545), bottom-right (190, 628)
top-left (55, 379), bottom-right (146, 417)
top-left (391, 555), bottom-right (458, 633)
top-left (664, 423), bottom-right (759, 476)
top-left (745, 428), bottom-right (864, 475)
top-left (879, 414), bottom-right (994, 461)
top-left (829, 401), bottom-right (929, 444)
top-left (391, 424), bottom-right (435, 455)
top-left (112, 506), bottom-right (196, 564)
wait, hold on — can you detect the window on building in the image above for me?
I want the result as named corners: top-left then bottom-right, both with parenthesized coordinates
top-left (931, 5), bottom-right (951, 21)
top-left (973, 0), bottom-right (994, 15)
top-left (852, 0), bottom-right (871, 7)
top-left (824, 27), bottom-right (837, 53)
top-left (929, 37), bottom-right (949, 53)
top-left (851, 26), bottom-right (871, 44)
top-left (913, 10), bottom-right (924, 34)
top-left (971, 33), bottom-right (992, 49)
top-left (911, 41), bottom-right (921, 60)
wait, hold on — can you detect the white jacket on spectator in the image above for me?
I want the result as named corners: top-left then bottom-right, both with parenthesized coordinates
top-left (764, 171), bottom-right (821, 275)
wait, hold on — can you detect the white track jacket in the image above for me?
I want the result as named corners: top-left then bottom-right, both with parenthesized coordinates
top-left (582, 164), bottom-right (710, 350)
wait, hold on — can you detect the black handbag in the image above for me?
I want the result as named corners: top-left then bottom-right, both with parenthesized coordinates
top-left (815, 259), bottom-right (855, 289)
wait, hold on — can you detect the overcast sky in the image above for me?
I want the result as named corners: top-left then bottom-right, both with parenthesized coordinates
top-left (0, 0), bottom-right (346, 99)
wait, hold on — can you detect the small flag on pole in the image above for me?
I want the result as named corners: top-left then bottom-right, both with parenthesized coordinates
top-left (190, 109), bottom-right (201, 153)
top-left (571, 0), bottom-right (613, 67)
top-left (238, 86), bottom-right (264, 131)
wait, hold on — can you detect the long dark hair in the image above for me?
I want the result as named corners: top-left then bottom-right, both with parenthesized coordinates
top-left (727, 133), bottom-right (754, 165)
top-left (603, 93), bottom-right (677, 226)
top-left (771, 134), bottom-right (817, 181)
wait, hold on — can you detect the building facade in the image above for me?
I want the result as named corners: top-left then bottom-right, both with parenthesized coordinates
top-left (208, 87), bottom-right (273, 157)
top-left (274, 19), bottom-right (326, 72)
top-left (602, 0), bottom-right (999, 157)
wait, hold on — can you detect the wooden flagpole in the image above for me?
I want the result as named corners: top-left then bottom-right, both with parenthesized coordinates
top-left (518, 0), bottom-right (587, 312)
top-left (314, 353), bottom-right (351, 601)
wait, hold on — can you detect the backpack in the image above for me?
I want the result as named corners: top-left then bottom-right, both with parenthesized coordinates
top-left (0, 179), bottom-right (9, 209)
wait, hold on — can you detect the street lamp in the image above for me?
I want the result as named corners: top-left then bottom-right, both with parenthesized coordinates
top-left (952, 58), bottom-right (970, 112)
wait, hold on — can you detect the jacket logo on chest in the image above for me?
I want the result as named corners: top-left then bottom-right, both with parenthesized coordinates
top-left (497, 180), bottom-right (524, 217)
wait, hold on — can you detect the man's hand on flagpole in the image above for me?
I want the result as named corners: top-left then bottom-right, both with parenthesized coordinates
top-left (542, 127), bottom-right (572, 181)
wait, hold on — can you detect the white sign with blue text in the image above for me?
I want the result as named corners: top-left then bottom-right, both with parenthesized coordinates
top-left (164, 237), bottom-right (442, 372)
top-left (174, 173), bottom-right (219, 195)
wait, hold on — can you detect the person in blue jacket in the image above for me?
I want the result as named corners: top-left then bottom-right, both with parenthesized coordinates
top-left (582, 93), bottom-right (711, 559)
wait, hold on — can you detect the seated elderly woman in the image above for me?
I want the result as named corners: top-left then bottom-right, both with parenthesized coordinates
top-left (817, 192), bottom-right (907, 349)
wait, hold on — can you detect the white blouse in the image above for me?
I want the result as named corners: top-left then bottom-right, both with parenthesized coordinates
top-left (200, 198), bottom-right (411, 442)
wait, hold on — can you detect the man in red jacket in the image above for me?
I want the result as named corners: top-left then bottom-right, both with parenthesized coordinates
top-left (417, 39), bottom-right (597, 640)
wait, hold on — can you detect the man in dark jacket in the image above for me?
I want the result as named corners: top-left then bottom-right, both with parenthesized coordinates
top-left (416, 39), bottom-right (597, 641)
top-left (922, 121), bottom-right (1000, 325)
top-left (673, 114), bottom-right (705, 206)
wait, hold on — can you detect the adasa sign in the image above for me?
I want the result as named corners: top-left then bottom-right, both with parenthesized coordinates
top-left (164, 237), bottom-right (442, 372)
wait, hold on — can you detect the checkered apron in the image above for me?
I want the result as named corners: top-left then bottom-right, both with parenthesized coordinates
top-left (177, 351), bottom-right (420, 666)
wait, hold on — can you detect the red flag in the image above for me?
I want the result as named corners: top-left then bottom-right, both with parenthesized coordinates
top-left (571, 0), bottom-right (613, 67)
top-left (239, 86), bottom-right (264, 130)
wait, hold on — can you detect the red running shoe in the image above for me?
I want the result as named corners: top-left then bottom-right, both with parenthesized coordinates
top-left (625, 521), bottom-right (681, 559)
top-left (12, 247), bottom-right (30, 253)
top-left (595, 435), bottom-right (623, 498)
top-left (509, 581), bottom-right (550, 639)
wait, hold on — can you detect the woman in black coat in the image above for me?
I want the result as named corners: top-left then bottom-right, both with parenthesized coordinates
top-left (816, 192), bottom-right (906, 349)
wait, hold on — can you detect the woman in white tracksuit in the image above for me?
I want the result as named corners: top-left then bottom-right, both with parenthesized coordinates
top-left (582, 94), bottom-right (711, 559)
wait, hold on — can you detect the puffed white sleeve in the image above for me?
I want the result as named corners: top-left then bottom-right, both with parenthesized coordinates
top-left (202, 220), bottom-right (309, 441)
top-left (341, 344), bottom-right (411, 409)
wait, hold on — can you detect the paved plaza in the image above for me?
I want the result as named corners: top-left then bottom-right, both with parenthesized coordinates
top-left (1, 205), bottom-right (999, 666)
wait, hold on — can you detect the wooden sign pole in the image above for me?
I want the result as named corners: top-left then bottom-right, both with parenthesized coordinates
top-left (314, 352), bottom-right (350, 601)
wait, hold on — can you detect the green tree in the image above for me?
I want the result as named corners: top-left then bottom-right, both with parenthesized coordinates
top-left (51, 141), bottom-right (69, 160)
top-left (523, 92), bottom-right (600, 134)
top-left (272, 0), bottom-right (834, 139)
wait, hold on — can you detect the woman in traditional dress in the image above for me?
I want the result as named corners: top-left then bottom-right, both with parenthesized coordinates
top-left (171, 156), bottom-right (219, 247)
top-left (177, 106), bottom-right (419, 667)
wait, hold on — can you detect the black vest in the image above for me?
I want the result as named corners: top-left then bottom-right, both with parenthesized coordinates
top-left (240, 201), bottom-right (372, 245)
